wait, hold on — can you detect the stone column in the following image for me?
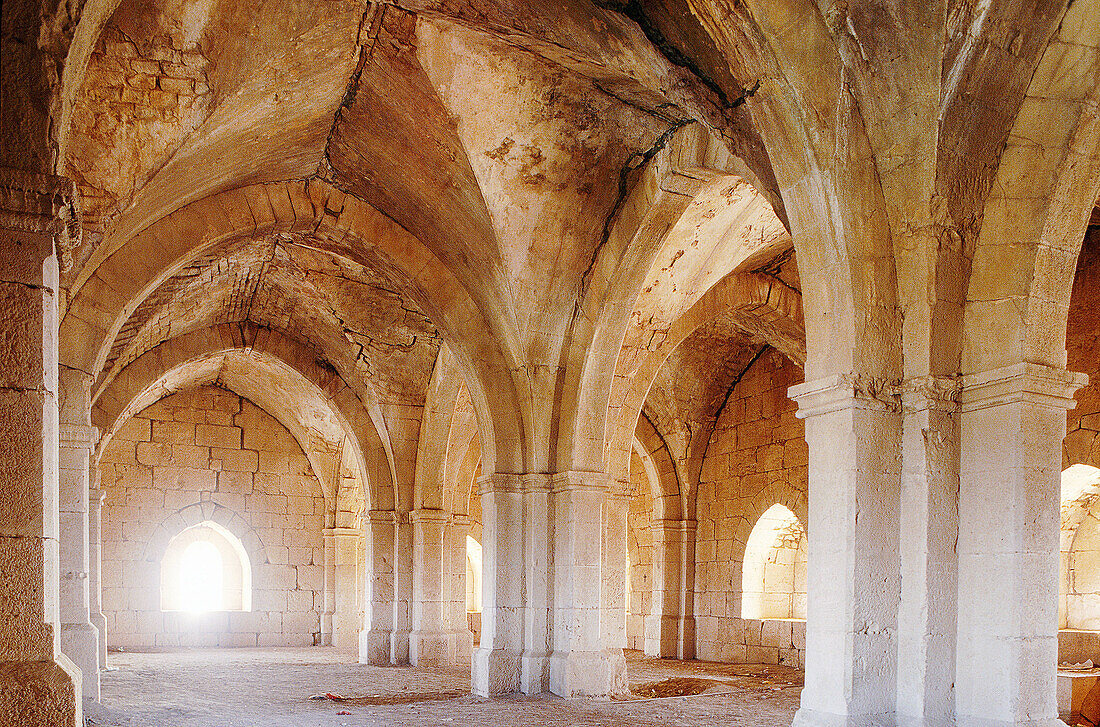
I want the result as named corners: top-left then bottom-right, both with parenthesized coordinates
top-left (445, 514), bottom-right (474, 663)
top-left (88, 487), bottom-right (107, 670)
top-left (601, 492), bottom-right (629, 653)
top-left (788, 374), bottom-right (901, 727)
top-left (321, 530), bottom-right (335, 646)
top-left (0, 169), bottom-right (81, 726)
top-left (359, 511), bottom-right (396, 665)
top-left (549, 471), bottom-right (626, 698)
top-left (520, 473), bottom-right (552, 694)
top-left (896, 377), bottom-right (960, 727)
top-left (956, 363), bottom-right (1086, 727)
top-left (472, 473), bottom-right (525, 696)
top-left (391, 513), bottom-right (412, 664)
top-left (645, 519), bottom-right (696, 660)
top-left (410, 508), bottom-right (450, 665)
top-left (328, 527), bottom-right (359, 651)
top-left (57, 368), bottom-right (100, 702)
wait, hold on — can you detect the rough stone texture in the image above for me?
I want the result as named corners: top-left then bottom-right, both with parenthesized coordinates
top-left (99, 386), bottom-right (326, 648)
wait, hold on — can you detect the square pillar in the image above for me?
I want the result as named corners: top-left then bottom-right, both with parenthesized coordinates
top-left (549, 471), bottom-right (626, 698)
top-left (956, 363), bottom-right (1086, 727)
top-left (472, 474), bottom-right (524, 696)
top-left (327, 527), bottom-right (359, 651)
top-left (88, 487), bottom-right (107, 670)
top-left (601, 491), bottom-right (630, 653)
top-left (0, 170), bottom-right (81, 727)
top-left (896, 377), bottom-right (960, 727)
top-left (58, 408), bottom-right (100, 703)
top-left (359, 511), bottom-right (396, 665)
top-left (445, 514), bottom-right (474, 663)
top-left (321, 530), bottom-right (335, 646)
top-left (645, 519), bottom-right (696, 660)
top-left (410, 508), bottom-right (450, 666)
top-left (520, 473), bottom-right (552, 694)
top-left (789, 374), bottom-right (902, 727)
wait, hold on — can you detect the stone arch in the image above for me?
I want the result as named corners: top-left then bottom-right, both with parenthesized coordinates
top-left (559, 123), bottom-right (794, 473)
top-left (962, 0), bottom-right (1100, 374)
top-left (142, 501), bottom-right (266, 567)
top-left (609, 271), bottom-right (804, 493)
top-left (632, 416), bottom-right (682, 523)
top-left (60, 178), bottom-right (522, 475)
top-left (414, 345), bottom-right (465, 512)
top-left (90, 323), bottom-right (389, 514)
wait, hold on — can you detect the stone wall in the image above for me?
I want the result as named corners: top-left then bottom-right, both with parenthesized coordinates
top-left (1066, 226), bottom-right (1100, 470)
top-left (99, 386), bottom-right (327, 648)
top-left (693, 349), bottom-right (807, 666)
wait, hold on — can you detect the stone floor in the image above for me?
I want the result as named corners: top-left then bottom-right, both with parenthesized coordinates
top-left (85, 647), bottom-right (802, 726)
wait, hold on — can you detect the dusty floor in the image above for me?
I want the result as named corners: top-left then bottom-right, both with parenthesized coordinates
top-left (85, 647), bottom-right (802, 727)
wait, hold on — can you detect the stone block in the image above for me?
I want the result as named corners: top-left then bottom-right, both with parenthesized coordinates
top-left (210, 448), bottom-right (257, 472)
top-left (196, 425), bottom-right (242, 449)
top-left (151, 421), bottom-right (194, 444)
top-left (746, 645), bottom-right (778, 665)
top-left (114, 417), bottom-right (151, 442)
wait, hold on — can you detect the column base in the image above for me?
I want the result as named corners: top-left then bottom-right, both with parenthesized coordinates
top-left (792, 707), bottom-right (899, 727)
top-left (61, 621), bottom-right (100, 702)
top-left (410, 630), bottom-right (474, 667)
top-left (332, 613), bottom-right (359, 652)
top-left (957, 719), bottom-right (1067, 727)
top-left (644, 614), bottom-right (694, 659)
top-left (89, 611), bottom-right (107, 669)
top-left (0, 656), bottom-right (82, 727)
top-left (390, 629), bottom-right (410, 665)
top-left (521, 651), bottom-right (550, 694)
top-left (549, 649), bottom-right (627, 698)
top-left (472, 647), bottom-right (521, 696)
top-left (358, 629), bottom-right (392, 665)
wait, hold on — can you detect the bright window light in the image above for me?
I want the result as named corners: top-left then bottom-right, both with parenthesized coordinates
top-left (179, 540), bottom-right (224, 612)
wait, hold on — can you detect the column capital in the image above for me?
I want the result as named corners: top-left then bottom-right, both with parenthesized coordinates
top-left (959, 362), bottom-right (1088, 413)
top-left (477, 472), bottom-right (524, 494)
top-left (650, 518), bottom-right (697, 534)
top-left (788, 373), bottom-right (900, 418)
top-left (59, 423), bottom-right (98, 449)
top-left (365, 509), bottom-right (399, 524)
top-left (450, 513), bottom-right (470, 528)
top-left (323, 526), bottom-right (360, 538)
top-left (898, 375), bottom-right (962, 414)
top-left (549, 470), bottom-right (610, 493)
top-left (88, 488), bottom-right (104, 506)
top-left (409, 508), bottom-right (449, 524)
top-left (0, 167), bottom-right (81, 271)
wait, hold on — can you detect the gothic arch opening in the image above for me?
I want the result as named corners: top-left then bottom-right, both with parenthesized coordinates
top-left (160, 521), bottom-right (252, 613)
top-left (741, 504), bottom-right (807, 621)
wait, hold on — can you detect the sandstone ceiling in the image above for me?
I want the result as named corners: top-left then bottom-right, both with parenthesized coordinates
top-left (49, 0), bottom-right (1098, 476)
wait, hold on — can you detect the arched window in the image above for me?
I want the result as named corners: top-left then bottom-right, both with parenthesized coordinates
top-left (1061, 465), bottom-right (1100, 629)
top-left (161, 521), bottom-right (252, 612)
top-left (741, 504), bottom-right (807, 620)
top-left (466, 535), bottom-right (482, 613)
